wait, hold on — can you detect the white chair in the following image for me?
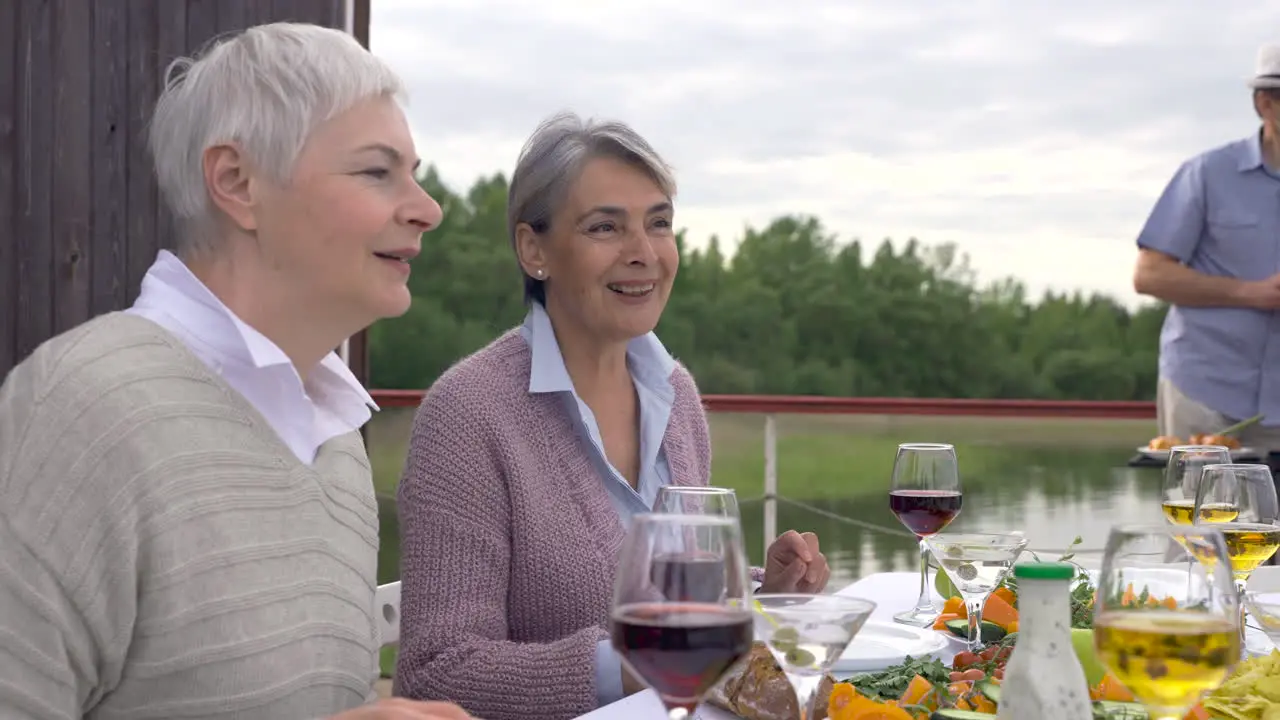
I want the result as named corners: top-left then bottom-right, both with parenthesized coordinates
top-left (375, 581), bottom-right (401, 648)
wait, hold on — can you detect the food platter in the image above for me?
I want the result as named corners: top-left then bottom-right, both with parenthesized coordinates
top-left (1135, 446), bottom-right (1261, 462)
top-left (831, 620), bottom-right (951, 674)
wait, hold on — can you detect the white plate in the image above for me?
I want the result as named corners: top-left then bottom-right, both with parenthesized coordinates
top-left (1246, 623), bottom-right (1275, 658)
top-left (832, 620), bottom-right (950, 674)
top-left (1136, 446), bottom-right (1260, 462)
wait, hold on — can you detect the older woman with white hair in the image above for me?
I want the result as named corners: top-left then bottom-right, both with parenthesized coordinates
top-left (0, 22), bottom-right (470, 720)
top-left (393, 112), bottom-right (830, 720)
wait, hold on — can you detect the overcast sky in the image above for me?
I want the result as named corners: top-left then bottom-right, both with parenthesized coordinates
top-left (370, 0), bottom-right (1280, 307)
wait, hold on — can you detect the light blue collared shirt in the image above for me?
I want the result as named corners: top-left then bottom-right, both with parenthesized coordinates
top-left (518, 302), bottom-right (677, 708)
top-left (1138, 129), bottom-right (1280, 424)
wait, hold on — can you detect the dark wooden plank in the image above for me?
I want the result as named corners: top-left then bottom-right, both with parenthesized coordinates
top-left (164, 0), bottom-right (238, 268)
top-left (216, 0), bottom-right (249, 36)
top-left (0, 0), bottom-right (18, 376)
top-left (124, 0), bottom-right (161, 303)
top-left (269, 0), bottom-right (300, 24)
top-left (91, 0), bottom-right (129, 314)
top-left (51, 0), bottom-right (94, 331)
top-left (185, 0), bottom-right (221, 56)
top-left (353, 0), bottom-right (371, 47)
top-left (348, 0), bottom-right (372, 392)
top-left (273, 0), bottom-right (336, 26)
top-left (148, 0), bottom-right (187, 267)
top-left (14, 0), bottom-right (55, 361)
top-left (327, 0), bottom-right (348, 32)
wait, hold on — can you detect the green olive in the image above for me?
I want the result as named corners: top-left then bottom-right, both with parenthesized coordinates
top-left (785, 647), bottom-right (816, 666)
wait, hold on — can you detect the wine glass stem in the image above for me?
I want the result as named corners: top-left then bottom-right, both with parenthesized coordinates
top-left (785, 672), bottom-right (825, 720)
top-left (965, 597), bottom-right (986, 651)
top-left (1237, 579), bottom-right (1249, 657)
top-left (912, 538), bottom-right (931, 607)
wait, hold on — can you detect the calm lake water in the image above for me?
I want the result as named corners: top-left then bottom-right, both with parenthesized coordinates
top-left (373, 435), bottom-right (1169, 590)
top-left (735, 457), bottom-right (1165, 589)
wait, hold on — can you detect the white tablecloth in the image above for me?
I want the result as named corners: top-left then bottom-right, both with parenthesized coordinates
top-left (834, 570), bottom-right (968, 665)
top-left (576, 572), bottom-right (941, 719)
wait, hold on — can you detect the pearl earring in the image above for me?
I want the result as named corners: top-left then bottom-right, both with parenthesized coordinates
top-left (535, 269), bottom-right (545, 279)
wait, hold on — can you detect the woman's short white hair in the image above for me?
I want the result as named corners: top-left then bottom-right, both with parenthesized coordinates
top-left (149, 22), bottom-right (406, 255)
top-left (508, 111), bottom-right (677, 305)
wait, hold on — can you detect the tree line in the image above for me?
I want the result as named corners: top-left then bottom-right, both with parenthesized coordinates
top-left (368, 169), bottom-right (1165, 401)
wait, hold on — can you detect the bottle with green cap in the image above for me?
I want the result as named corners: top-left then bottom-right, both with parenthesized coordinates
top-left (995, 561), bottom-right (1093, 720)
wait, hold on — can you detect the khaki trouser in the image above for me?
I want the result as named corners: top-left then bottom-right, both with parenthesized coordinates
top-left (1157, 378), bottom-right (1280, 455)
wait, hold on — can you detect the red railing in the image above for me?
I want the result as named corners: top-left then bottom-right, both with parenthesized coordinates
top-left (369, 390), bottom-right (1156, 419)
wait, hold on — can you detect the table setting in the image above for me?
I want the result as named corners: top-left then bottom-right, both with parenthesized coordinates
top-left (579, 442), bottom-right (1280, 720)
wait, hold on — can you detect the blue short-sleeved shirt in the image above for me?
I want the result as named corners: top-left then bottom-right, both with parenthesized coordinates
top-left (1138, 128), bottom-right (1280, 424)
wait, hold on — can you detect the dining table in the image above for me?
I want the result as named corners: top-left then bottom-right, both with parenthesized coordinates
top-left (575, 571), bottom-right (962, 720)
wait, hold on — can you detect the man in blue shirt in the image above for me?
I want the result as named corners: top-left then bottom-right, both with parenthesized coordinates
top-left (1134, 43), bottom-right (1280, 452)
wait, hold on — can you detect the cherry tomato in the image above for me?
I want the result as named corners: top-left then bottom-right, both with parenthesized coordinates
top-left (949, 671), bottom-right (964, 682)
top-left (953, 651), bottom-right (980, 668)
top-left (961, 668), bottom-right (985, 681)
top-left (980, 647), bottom-right (997, 661)
top-left (993, 668), bottom-right (1005, 680)
top-left (995, 647), bottom-right (1013, 662)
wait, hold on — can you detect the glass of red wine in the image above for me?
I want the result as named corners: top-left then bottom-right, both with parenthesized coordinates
top-left (652, 487), bottom-right (742, 603)
top-left (889, 442), bottom-right (963, 627)
top-left (655, 485), bottom-right (740, 519)
top-left (610, 513), bottom-right (754, 719)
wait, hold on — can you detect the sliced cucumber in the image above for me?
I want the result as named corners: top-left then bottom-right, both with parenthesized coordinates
top-left (1094, 700), bottom-right (1148, 718)
top-left (976, 679), bottom-right (1000, 704)
top-left (943, 618), bottom-right (1007, 643)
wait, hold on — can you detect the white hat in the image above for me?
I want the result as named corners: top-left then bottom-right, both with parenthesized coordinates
top-left (1249, 44), bottom-right (1280, 90)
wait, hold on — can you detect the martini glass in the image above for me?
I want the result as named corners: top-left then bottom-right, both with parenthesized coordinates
top-left (752, 594), bottom-right (877, 720)
top-left (925, 532), bottom-right (1029, 651)
top-left (1242, 589), bottom-right (1280, 653)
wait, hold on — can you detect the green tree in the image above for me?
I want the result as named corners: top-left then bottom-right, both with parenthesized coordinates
top-left (368, 169), bottom-right (1165, 403)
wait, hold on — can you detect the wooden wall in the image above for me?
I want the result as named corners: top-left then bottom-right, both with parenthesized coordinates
top-left (0, 0), bottom-right (371, 382)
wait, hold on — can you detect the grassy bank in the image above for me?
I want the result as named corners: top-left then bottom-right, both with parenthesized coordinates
top-left (368, 409), bottom-right (1153, 499)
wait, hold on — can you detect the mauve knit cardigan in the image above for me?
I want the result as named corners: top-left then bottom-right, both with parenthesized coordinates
top-left (392, 329), bottom-right (712, 720)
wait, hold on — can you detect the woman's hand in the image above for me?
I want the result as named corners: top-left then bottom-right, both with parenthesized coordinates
top-left (760, 530), bottom-right (830, 594)
top-left (328, 699), bottom-right (474, 719)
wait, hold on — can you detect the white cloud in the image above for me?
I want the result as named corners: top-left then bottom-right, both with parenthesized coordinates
top-left (371, 0), bottom-right (1280, 306)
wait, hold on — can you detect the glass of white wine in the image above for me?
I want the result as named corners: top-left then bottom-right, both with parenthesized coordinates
top-left (1093, 524), bottom-right (1240, 720)
top-left (1161, 445), bottom-right (1232, 525)
top-left (1196, 463), bottom-right (1280, 654)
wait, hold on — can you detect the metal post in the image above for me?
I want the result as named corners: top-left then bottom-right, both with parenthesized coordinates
top-left (763, 413), bottom-right (777, 560)
top-left (339, 338), bottom-right (350, 365)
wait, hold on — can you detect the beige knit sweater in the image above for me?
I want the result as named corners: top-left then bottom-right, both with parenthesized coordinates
top-left (0, 313), bottom-right (380, 719)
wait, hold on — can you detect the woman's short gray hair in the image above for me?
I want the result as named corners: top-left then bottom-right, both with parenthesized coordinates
top-left (507, 112), bottom-right (677, 305)
top-left (149, 22), bottom-right (406, 256)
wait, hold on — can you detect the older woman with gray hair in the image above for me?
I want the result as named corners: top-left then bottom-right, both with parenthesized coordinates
top-left (0, 22), bottom-right (470, 720)
top-left (393, 112), bottom-right (830, 719)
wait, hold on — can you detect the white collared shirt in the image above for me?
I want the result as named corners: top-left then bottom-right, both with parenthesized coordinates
top-left (126, 250), bottom-right (377, 465)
